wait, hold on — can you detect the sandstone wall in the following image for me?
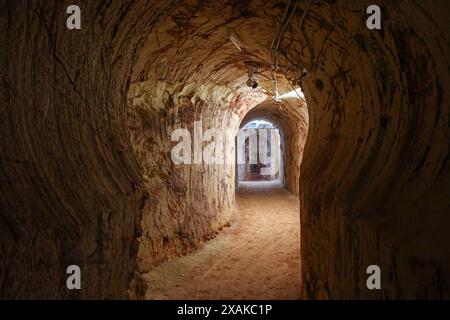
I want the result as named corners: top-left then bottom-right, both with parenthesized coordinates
top-left (0, 0), bottom-right (154, 298)
top-left (126, 81), bottom-right (240, 275)
top-left (298, 0), bottom-right (450, 299)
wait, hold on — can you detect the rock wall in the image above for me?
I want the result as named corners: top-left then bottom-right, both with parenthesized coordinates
top-left (298, 0), bottom-right (450, 299)
top-left (126, 81), bottom-right (241, 275)
top-left (0, 0), bottom-right (153, 298)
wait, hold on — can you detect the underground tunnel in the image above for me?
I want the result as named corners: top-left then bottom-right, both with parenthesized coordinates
top-left (0, 0), bottom-right (449, 301)
top-left (237, 119), bottom-right (282, 183)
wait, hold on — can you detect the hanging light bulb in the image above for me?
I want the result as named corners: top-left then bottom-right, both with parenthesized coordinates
top-left (245, 62), bottom-right (259, 89)
top-left (246, 78), bottom-right (258, 89)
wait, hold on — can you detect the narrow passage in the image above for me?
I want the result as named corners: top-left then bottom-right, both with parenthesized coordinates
top-left (144, 181), bottom-right (301, 300)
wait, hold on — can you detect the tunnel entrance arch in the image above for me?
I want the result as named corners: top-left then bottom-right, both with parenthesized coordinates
top-left (235, 100), bottom-right (308, 196)
top-left (237, 119), bottom-right (283, 184)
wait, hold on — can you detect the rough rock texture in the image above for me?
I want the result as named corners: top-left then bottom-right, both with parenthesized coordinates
top-left (0, 0), bottom-right (449, 300)
top-left (0, 0), bottom-right (151, 299)
top-left (298, 1), bottom-right (450, 299)
top-left (127, 81), bottom-right (240, 274)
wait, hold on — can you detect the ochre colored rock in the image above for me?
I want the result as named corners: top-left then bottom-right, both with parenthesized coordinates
top-left (0, 0), bottom-right (449, 299)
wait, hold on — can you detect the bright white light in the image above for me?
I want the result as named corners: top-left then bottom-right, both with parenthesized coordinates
top-left (278, 88), bottom-right (304, 99)
top-left (244, 120), bottom-right (275, 129)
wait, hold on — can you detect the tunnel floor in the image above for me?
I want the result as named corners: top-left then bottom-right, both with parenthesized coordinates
top-left (143, 181), bottom-right (301, 299)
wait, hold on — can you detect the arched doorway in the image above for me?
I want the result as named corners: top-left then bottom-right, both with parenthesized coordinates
top-left (235, 99), bottom-right (308, 196)
top-left (237, 119), bottom-right (282, 184)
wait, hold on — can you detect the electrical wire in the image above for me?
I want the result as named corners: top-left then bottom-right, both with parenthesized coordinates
top-left (270, 0), bottom-right (299, 101)
top-left (270, 0), bottom-right (313, 102)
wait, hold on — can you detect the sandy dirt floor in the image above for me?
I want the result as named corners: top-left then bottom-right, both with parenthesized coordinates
top-left (144, 181), bottom-right (301, 300)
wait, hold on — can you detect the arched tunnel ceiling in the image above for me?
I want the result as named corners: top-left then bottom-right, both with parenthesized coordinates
top-left (0, 0), bottom-right (449, 300)
top-left (240, 99), bottom-right (308, 133)
top-left (131, 0), bottom-right (306, 101)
